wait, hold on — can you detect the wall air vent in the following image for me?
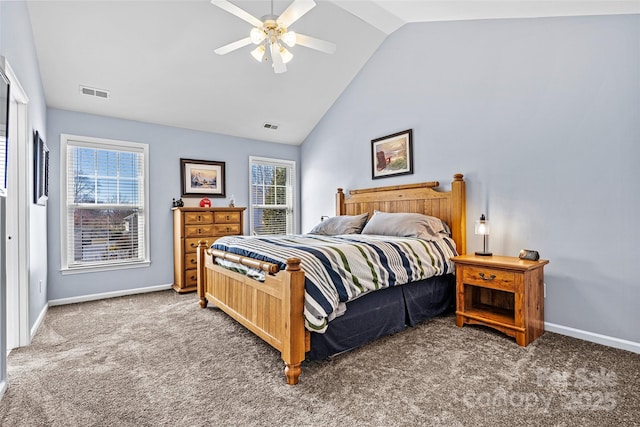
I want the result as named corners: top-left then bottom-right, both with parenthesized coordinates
top-left (263, 122), bottom-right (279, 130)
top-left (79, 85), bottom-right (110, 99)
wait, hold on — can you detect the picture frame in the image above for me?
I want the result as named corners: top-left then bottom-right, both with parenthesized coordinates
top-left (0, 67), bottom-right (9, 198)
top-left (34, 130), bottom-right (49, 205)
top-left (371, 129), bottom-right (413, 180)
top-left (180, 158), bottom-right (226, 198)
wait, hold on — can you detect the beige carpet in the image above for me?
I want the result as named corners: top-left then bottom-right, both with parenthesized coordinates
top-left (0, 290), bottom-right (638, 426)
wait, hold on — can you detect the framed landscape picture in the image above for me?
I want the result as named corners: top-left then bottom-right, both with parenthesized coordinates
top-left (180, 158), bottom-right (226, 198)
top-left (371, 129), bottom-right (413, 180)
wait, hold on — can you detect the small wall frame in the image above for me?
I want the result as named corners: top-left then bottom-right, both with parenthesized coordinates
top-left (34, 130), bottom-right (49, 205)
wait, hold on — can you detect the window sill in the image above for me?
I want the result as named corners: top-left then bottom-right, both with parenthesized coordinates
top-left (60, 260), bottom-right (151, 275)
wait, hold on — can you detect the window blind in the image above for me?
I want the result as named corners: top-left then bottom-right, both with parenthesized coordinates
top-left (249, 157), bottom-right (295, 235)
top-left (62, 135), bottom-right (149, 270)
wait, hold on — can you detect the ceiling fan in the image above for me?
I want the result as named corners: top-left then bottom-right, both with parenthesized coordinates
top-left (211, 0), bottom-right (336, 74)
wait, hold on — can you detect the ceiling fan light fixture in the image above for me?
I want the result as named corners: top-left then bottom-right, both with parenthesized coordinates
top-left (280, 46), bottom-right (293, 64)
top-left (250, 45), bottom-right (266, 62)
top-left (250, 27), bottom-right (266, 44)
top-left (212, 0), bottom-right (335, 74)
top-left (281, 30), bottom-right (296, 47)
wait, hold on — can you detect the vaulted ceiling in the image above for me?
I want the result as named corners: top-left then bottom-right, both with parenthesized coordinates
top-left (27, 1), bottom-right (640, 145)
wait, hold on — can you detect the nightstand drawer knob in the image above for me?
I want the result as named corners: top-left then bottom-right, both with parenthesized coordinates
top-left (479, 272), bottom-right (496, 281)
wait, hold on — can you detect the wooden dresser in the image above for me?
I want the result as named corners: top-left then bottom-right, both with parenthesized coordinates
top-left (172, 207), bottom-right (245, 293)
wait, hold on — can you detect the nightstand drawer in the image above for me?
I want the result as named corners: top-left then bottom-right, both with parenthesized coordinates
top-left (462, 266), bottom-right (515, 292)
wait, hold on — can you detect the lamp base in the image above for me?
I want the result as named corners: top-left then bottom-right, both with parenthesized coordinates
top-left (475, 251), bottom-right (493, 256)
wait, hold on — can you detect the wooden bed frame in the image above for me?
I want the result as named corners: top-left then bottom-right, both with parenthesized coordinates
top-left (196, 173), bottom-right (466, 384)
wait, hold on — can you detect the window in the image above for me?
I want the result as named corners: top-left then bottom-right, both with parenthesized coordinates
top-left (60, 134), bottom-right (149, 273)
top-left (249, 156), bottom-right (295, 235)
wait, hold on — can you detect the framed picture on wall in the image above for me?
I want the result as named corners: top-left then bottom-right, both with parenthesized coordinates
top-left (0, 67), bottom-right (9, 197)
top-left (371, 129), bottom-right (414, 180)
top-left (34, 130), bottom-right (49, 205)
top-left (180, 158), bottom-right (226, 198)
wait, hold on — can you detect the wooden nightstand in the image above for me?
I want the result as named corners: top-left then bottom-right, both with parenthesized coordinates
top-left (451, 254), bottom-right (549, 346)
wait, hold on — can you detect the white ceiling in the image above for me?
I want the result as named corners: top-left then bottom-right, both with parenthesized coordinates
top-left (27, 1), bottom-right (640, 145)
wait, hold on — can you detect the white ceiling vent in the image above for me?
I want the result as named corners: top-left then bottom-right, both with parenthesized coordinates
top-left (263, 122), bottom-right (279, 130)
top-left (79, 85), bottom-right (110, 99)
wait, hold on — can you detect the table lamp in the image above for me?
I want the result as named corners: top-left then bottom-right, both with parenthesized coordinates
top-left (475, 214), bottom-right (492, 256)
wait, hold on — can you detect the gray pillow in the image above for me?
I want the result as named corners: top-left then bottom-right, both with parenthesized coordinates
top-left (361, 211), bottom-right (446, 240)
top-left (308, 213), bottom-right (369, 235)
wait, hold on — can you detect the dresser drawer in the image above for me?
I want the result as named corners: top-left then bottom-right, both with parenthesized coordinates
top-left (184, 212), bottom-right (214, 224)
top-left (184, 252), bottom-right (198, 269)
top-left (184, 237), bottom-right (211, 253)
top-left (214, 211), bottom-right (241, 224)
top-left (462, 266), bottom-right (515, 292)
top-left (214, 224), bottom-right (240, 235)
top-left (184, 269), bottom-right (198, 287)
top-left (185, 224), bottom-right (215, 238)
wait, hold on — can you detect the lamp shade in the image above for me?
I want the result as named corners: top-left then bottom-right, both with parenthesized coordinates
top-left (474, 214), bottom-right (492, 256)
top-left (475, 214), bottom-right (490, 235)
top-left (250, 27), bottom-right (266, 45)
top-left (281, 30), bottom-right (297, 47)
top-left (250, 45), bottom-right (266, 62)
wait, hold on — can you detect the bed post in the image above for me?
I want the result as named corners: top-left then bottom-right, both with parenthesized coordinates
top-left (451, 174), bottom-right (466, 255)
top-left (196, 240), bottom-right (208, 308)
top-left (336, 188), bottom-right (345, 216)
top-left (282, 257), bottom-right (306, 385)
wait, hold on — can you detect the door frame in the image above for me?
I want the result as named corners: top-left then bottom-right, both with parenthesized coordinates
top-left (2, 58), bottom-right (30, 349)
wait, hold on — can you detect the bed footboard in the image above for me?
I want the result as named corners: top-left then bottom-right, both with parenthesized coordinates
top-left (196, 241), bottom-right (308, 384)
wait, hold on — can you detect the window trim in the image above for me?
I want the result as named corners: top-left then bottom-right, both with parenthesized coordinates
top-left (60, 134), bottom-right (150, 273)
top-left (248, 156), bottom-right (296, 236)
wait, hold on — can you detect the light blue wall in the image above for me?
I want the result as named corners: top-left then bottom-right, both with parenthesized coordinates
top-left (1, 0), bottom-right (48, 335)
top-left (47, 109), bottom-right (300, 300)
top-left (301, 15), bottom-right (640, 343)
top-left (0, 0), bottom-right (48, 388)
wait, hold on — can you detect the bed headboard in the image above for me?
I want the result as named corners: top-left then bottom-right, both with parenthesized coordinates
top-left (335, 173), bottom-right (466, 254)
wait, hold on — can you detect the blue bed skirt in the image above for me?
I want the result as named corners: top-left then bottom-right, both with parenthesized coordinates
top-left (307, 274), bottom-right (455, 360)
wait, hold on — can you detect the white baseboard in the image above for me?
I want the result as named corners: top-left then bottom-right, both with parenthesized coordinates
top-left (48, 284), bottom-right (173, 307)
top-left (30, 304), bottom-right (48, 341)
top-left (545, 322), bottom-right (640, 354)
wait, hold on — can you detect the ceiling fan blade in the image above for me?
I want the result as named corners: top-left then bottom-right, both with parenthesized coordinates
top-left (277, 0), bottom-right (316, 28)
top-left (211, 0), bottom-right (263, 28)
top-left (214, 37), bottom-right (252, 55)
top-left (295, 33), bottom-right (336, 54)
top-left (270, 43), bottom-right (287, 74)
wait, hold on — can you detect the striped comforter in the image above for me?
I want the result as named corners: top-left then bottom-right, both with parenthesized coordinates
top-left (212, 234), bottom-right (457, 333)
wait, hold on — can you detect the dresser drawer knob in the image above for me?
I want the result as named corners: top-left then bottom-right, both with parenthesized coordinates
top-left (191, 259), bottom-right (197, 264)
top-left (479, 272), bottom-right (496, 281)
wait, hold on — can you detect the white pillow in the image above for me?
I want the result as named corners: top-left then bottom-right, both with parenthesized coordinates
top-left (361, 211), bottom-right (446, 240)
top-left (308, 213), bottom-right (369, 235)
